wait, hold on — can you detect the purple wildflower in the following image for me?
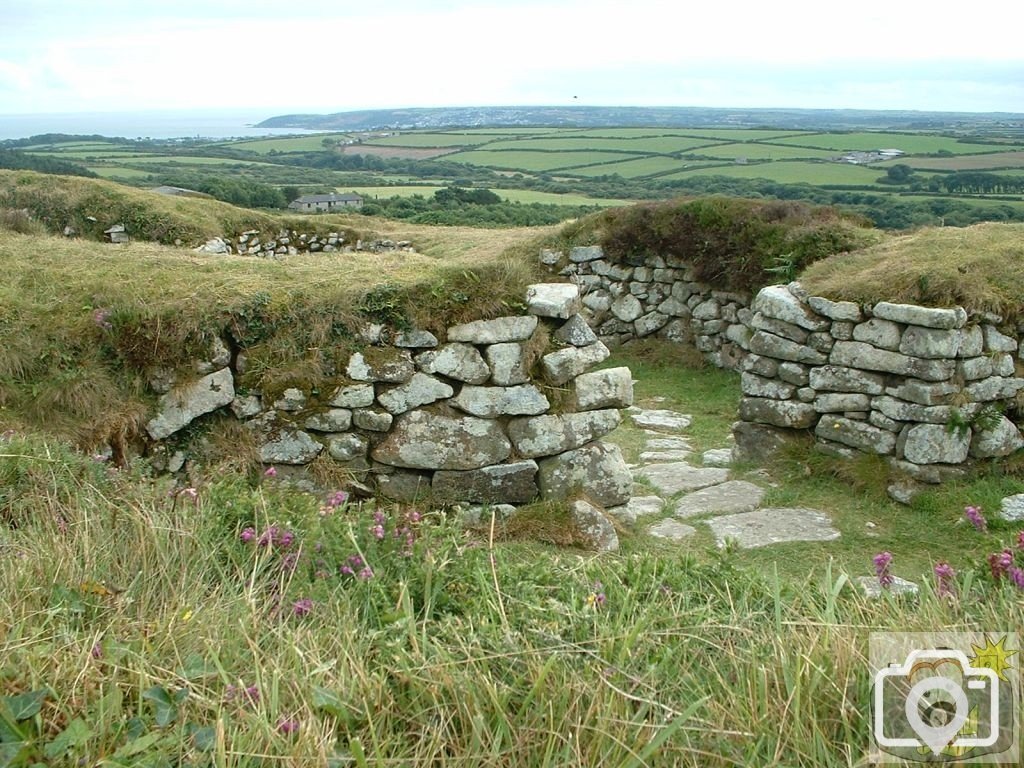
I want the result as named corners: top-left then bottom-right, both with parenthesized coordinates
top-left (873, 552), bottom-right (894, 588)
top-left (264, 466), bottom-right (277, 478)
top-left (933, 562), bottom-right (956, 598)
top-left (964, 505), bottom-right (987, 532)
top-left (1009, 567), bottom-right (1024, 590)
top-left (240, 527), bottom-right (256, 543)
top-left (91, 643), bottom-right (102, 659)
top-left (277, 718), bottom-right (300, 735)
top-left (1017, 531), bottom-right (1024, 550)
top-left (281, 551), bottom-right (300, 573)
top-left (989, 550), bottom-right (1014, 580)
top-left (92, 308), bottom-right (113, 332)
top-left (292, 598), bottom-right (313, 617)
top-left (358, 566), bottom-right (374, 580)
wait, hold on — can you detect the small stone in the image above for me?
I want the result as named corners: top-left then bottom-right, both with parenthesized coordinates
top-left (352, 408), bottom-right (393, 432)
top-left (393, 329), bottom-right (439, 348)
top-left (230, 394), bottom-right (262, 419)
top-left (554, 314), bottom-right (599, 347)
top-left (347, 349), bottom-right (414, 383)
top-left (701, 448), bottom-right (734, 467)
top-left (376, 373), bottom-right (454, 415)
top-left (329, 383), bottom-right (375, 409)
top-left (304, 408), bottom-right (353, 432)
top-left (647, 520), bottom-right (697, 541)
top-left (415, 344), bottom-right (490, 384)
top-left (328, 433), bottom-right (369, 462)
top-left (1000, 493), bottom-right (1024, 522)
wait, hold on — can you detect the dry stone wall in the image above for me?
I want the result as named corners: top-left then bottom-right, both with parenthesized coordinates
top-left (542, 245), bottom-right (752, 370)
top-left (543, 244), bottom-right (1024, 477)
top-left (143, 283), bottom-right (635, 514)
top-left (193, 229), bottom-right (412, 257)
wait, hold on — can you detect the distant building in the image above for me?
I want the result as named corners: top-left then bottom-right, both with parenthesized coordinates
top-left (289, 193), bottom-right (364, 212)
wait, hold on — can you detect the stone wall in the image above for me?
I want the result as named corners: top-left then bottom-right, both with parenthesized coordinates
top-left (542, 245), bottom-right (752, 370)
top-left (731, 283), bottom-right (1024, 480)
top-left (542, 244), bottom-right (1024, 477)
top-left (193, 229), bottom-right (412, 257)
top-left (143, 283), bottom-right (635, 515)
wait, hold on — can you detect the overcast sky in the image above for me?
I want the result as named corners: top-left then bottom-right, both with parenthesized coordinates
top-left (2, 0), bottom-right (1023, 116)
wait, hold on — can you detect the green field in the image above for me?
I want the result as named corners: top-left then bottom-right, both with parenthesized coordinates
top-left (445, 149), bottom-right (646, 172)
top-left (773, 132), bottom-right (1024, 155)
top-left (694, 142), bottom-right (839, 160)
top-left (345, 185), bottom-right (629, 206)
top-left (662, 160), bottom-right (887, 185)
top-left (568, 156), bottom-right (694, 178)
top-left (880, 151), bottom-right (1024, 171)
top-left (362, 132), bottom-right (504, 148)
top-left (478, 136), bottom-right (719, 153)
top-left (221, 133), bottom-right (351, 154)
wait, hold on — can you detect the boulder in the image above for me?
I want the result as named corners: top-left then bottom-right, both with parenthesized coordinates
top-left (526, 283), bottom-right (581, 319)
top-left (415, 343), bottom-right (490, 384)
top-left (452, 384), bottom-right (550, 418)
top-left (569, 245), bottom-right (604, 262)
top-left (537, 441), bottom-right (632, 506)
top-left (610, 294), bottom-right (643, 323)
top-left (393, 329), bottom-right (439, 348)
top-left (371, 411), bottom-right (511, 470)
top-left (146, 368), bottom-right (235, 440)
top-left (807, 296), bottom-right (863, 322)
top-left (447, 315), bottom-right (538, 344)
top-left (508, 410), bottom-right (621, 458)
top-left (485, 342), bottom-right (531, 386)
top-left (829, 341), bottom-right (955, 382)
top-left (569, 499), bottom-right (620, 552)
top-left (432, 460), bottom-right (539, 503)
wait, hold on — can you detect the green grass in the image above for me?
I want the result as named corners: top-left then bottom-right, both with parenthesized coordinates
top-left (362, 132), bottom-right (501, 148)
top-left (480, 136), bottom-right (718, 154)
top-left (345, 186), bottom-right (630, 206)
top-left (692, 143), bottom-right (839, 161)
top-left (3, 369), bottom-right (1023, 765)
top-left (882, 151), bottom-right (1024, 172)
top-left (799, 221), bottom-right (1024, 319)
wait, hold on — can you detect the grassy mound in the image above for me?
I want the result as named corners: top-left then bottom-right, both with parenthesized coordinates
top-left (800, 222), bottom-right (1024, 320)
top-left (595, 197), bottom-right (880, 294)
top-left (0, 217), bottom-right (550, 445)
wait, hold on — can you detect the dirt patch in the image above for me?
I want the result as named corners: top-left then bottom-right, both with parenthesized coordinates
top-left (341, 146), bottom-right (456, 160)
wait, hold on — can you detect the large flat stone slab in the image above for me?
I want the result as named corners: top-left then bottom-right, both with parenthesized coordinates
top-left (606, 495), bottom-right (665, 525)
top-left (705, 507), bottom-right (840, 549)
top-left (644, 437), bottom-right (692, 452)
top-left (635, 462), bottom-right (729, 496)
top-left (673, 480), bottom-right (765, 519)
top-left (630, 409), bottom-right (692, 431)
top-left (639, 450), bottom-right (692, 462)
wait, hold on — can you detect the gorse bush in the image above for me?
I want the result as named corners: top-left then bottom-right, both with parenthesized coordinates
top-left (598, 197), bottom-right (878, 293)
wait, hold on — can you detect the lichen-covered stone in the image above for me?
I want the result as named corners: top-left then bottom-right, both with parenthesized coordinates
top-left (526, 283), bottom-right (581, 319)
top-left (230, 394), bottom-right (262, 419)
top-left (329, 383), bottom-right (375, 409)
top-left (884, 379), bottom-right (958, 406)
top-left (738, 397), bottom-right (818, 429)
top-left (573, 366), bottom-right (634, 411)
top-left (610, 294), bottom-right (643, 323)
top-left (569, 245), bottom-right (603, 262)
top-left (814, 417), bottom-right (896, 454)
top-left (146, 368), bottom-right (235, 440)
top-left (902, 423), bottom-right (970, 465)
top-left (304, 408), bottom-right (353, 432)
top-left (748, 330), bottom-right (827, 365)
top-left (260, 429), bottom-right (323, 465)
top-left (415, 343), bottom-right (490, 384)
top-left (808, 296), bottom-right (863, 322)
top-left (898, 326), bottom-right (963, 359)
top-left (537, 441), bottom-right (632, 507)
top-left (751, 285), bottom-right (829, 331)
top-left (852, 318), bottom-right (902, 351)
top-left (741, 372), bottom-right (795, 400)
top-left (377, 373), bottom-right (454, 415)
top-left (541, 341), bottom-right (610, 385)
top-left (452, 384), bottom-right (550, 417)
top-left (447, 315), bottom-right (538, 345)
top-left (554, 314), bottom-right (599, 347)
top-left (327, 433), bottom-right (369, 462)
top-left (371, 411), bottom-right (511, 470)
top-left (352, 408), bottom-right (394, 432)
top-left (829, 341), bottom-right (955, 382)
top-left (969, 415), bottom-right (1024, 458)
top-left (508, 410), bottom-right (621, 458)
top-left (871, 396), bottom-right (955, 424)
top-left (393, 329), bottom-right (439, 348)
top-left (871, 302), bottom-right (967, 330)
top-left (432, 460), bottom-right (539, 503)
top-left (569, 500), bottom-right (619, 552)
top-left (982, 325), bottom-right (1018, 353)
top-left (347, 349), bottom-right (415, 383)
top-left (964, 376), bottom-right (1024, 402)
top-left (731, 421), bottom-right (804, 462)
top-left (813, 393), bottom-right (871, 413)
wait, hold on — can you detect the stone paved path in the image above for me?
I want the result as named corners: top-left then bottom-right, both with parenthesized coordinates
top-left (624, 406), bottom-right (843, 550)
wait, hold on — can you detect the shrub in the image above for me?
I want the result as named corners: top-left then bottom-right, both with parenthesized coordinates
top-left (598, 197), bottom-right (877, 293)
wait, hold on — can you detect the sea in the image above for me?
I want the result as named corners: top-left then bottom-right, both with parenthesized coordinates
top-left (0, 109), bottom-right (323, 141)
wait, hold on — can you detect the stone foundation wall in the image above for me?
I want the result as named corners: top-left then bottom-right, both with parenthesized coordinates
top-left (542, 243), bottom-right (1024, 477)
top-left (143, 283), bottom-right (634, 510)
top-left (542, 245), bottom-right (752, 370)
top-left (193, 229), bottom-right (412, 257)
top-left (731, 283), bottom-right (1024, 480)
